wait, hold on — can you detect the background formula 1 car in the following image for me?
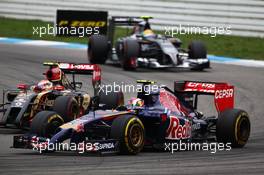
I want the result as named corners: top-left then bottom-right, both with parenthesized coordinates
top-left (0, 62), bottom-right (123, 137)
top-left (13, 80), bottom-right (250, 155)
top-left (88, 16), bottom-right (210, 71)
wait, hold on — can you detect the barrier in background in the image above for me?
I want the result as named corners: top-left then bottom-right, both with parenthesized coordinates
top-left (0, 0), bottom-right (263, 37)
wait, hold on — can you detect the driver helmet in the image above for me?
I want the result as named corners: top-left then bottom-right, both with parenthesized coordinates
top-left (45, 67), bottom-right (63, 82)
top-left (128, 97), bottom-right (144, 108)
top-left (36, 80), bottom-right (53, 91)
top-left (143, 29), bottom-right (156, 39)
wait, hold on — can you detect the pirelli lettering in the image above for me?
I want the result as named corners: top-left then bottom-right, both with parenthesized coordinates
top-left (56, 10), bottom-right (108, 36)
top-left (58, 20), bottom-right (106, 28)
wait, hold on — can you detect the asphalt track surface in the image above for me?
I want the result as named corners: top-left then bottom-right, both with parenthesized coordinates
top-left (0, 43), bottom-right (263, 175)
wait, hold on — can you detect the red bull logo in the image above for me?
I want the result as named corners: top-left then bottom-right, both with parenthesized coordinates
top-left (166, 116), bottom-right (191, 140)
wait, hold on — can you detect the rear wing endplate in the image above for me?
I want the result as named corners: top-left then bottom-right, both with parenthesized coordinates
top-left (174, 81), bottom-right (234, 113)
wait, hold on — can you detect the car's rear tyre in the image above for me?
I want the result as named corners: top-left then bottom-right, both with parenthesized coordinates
top-left (216, 108), bottom-right (250, 148)
top-left (188, 41), bottom-right (207, 59)
top-left (111, 115), bottom-right (145, 154)
top-left (99, 88), bottom-right (124, 109)
top-left (53, 96), bottom-right (80, 122)
top-left (30, 111), bottom-right (64, 138)
top-left (88, 35), bottom-right (109, 64)
top-left (119, 39), bottom-right (139, 71)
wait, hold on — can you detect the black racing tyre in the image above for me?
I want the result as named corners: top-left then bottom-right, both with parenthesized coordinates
top-left (216, 108), bottom-right (250, 148)
top-left (188, 41), bottom-right (207, 59)
top-left (88, 35), bottom-right (109, 64)
top-left (99, 88), bottom-right (124, 109)
top-left (53, 96), bottom-right (80, 122)
top-left (30, 111), bottom-right (64, 138)
top-left (120, 39), bottom-right (139, 70)
top-left (110, 115), bottom-right (145, 154)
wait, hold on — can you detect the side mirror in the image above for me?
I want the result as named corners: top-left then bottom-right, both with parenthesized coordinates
top-left (136, 34), bottom-right (143, 38)
top-left (98, 104), bottom-right (107, 110)
top-left (6, 90), bottom-right (19, 102)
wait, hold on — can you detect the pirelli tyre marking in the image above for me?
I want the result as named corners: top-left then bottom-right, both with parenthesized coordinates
top-left (124, 117), bottom-right (145, 154)
top-left (47, 114), bottom-right (64, 124)
top-left (235, 112), bottom-right (250, 145)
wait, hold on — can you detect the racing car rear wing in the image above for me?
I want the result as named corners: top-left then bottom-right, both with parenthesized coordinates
top-left (43, 62), bottom-right (101, 94)
top-left (111, 16), bottom-right (143, 26)
top-left (174, 81), bottom-right (234, 113)
top-left (108, 16), bottom-right (148, 45)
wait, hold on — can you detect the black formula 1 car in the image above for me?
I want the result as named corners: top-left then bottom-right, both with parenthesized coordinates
top-left (88, 16), bottom-right (210, 71)
top-left (13, 80), bottom-right (250, 155)
top-left (0, 62), bottom-right (123, 136)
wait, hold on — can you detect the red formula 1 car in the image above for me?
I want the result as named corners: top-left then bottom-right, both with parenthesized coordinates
top-left (13, 80), bottom-right (250, 154)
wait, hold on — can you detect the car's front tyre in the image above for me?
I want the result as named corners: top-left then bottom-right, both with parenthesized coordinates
top-left (30, 111), bottom-right (64, 138)
top-left (111, 115), bottom-right (145, 154)
top-left (118, 39), bottom-right (139, 71)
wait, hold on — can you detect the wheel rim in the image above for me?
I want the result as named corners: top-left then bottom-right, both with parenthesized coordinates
top-left (129, 123), bottom-right (144, 147)
top-left (237, 116), bottom-right (250, 143)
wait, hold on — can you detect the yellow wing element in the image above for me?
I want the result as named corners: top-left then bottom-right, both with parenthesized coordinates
top-left (43, 61), bottom-right (59, 66)
top-left (140, 16), bottom-right (153, 20)
top-left (137, 80), bottom-right (156, 84)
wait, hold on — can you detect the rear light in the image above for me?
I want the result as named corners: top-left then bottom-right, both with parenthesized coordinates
top-left (17, 83), bottom-right (27, 90)
top-left (160, 113), bottom-right (167, 122)
top-left (54, 85), bottom-right (65, 91)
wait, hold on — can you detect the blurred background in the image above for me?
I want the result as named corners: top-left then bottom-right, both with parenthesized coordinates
top-left (0, 0), bottom-right (263, 59)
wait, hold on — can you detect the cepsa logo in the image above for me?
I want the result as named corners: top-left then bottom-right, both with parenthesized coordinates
top-left (166, 116), bottom-right (191, 140)
top-left (58, 20), bottom-right (106, 28)
top-left (215, 88), bottom-right (233, 99)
